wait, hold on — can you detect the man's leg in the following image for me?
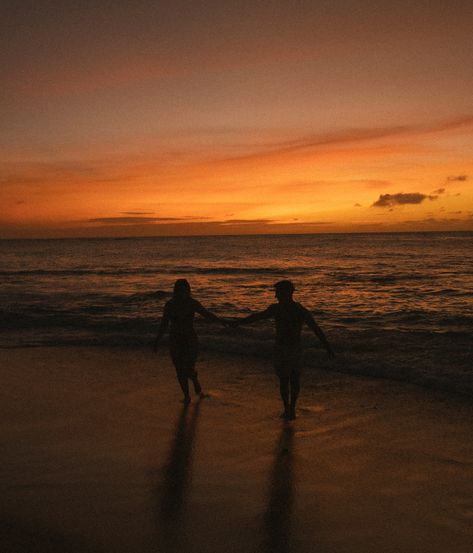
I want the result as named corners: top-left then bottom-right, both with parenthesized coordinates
top-left (191, 374), bottom-right (202, 395)
top-left (279, 376), bottom-right (290, 417)
top-left (289, 372), bottom-right (300, 419)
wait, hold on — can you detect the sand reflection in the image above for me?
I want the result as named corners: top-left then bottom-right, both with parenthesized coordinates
top-left (264, 423), bottom-right (295, 553)
top-left (156, 400), bottom-right (201, 552)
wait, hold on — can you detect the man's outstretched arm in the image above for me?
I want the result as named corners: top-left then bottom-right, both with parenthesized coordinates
top-left (231, 306), bottom-right (273, 327)
top-left (305, 311), bottom-right (335, 358)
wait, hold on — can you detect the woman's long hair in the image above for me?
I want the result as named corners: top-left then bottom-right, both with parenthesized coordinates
top-left (173, 279), bottom-right (191, 301)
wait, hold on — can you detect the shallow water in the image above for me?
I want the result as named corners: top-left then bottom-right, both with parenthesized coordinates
top-left (1, 232), bottom-right (472, 393)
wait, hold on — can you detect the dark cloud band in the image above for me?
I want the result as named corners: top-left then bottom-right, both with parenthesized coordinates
top-left (372, 193), bottom-right (438, 208)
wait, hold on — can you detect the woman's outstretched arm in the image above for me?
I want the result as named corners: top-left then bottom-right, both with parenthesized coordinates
top-left (194, 300), bottom-right (228, 326)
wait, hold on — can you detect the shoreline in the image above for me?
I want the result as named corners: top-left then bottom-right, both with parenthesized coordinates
top-left (1, 339), bottom-right (472, 399)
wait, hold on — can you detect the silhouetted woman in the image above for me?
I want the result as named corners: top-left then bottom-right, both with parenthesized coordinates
top-left (154, 279), bottom-right (226, 403)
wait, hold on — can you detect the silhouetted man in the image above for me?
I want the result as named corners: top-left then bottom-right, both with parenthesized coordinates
top-left (232, 280), bottom-right (334, 420)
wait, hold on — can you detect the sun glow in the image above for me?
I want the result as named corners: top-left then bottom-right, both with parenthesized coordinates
top-left (1, 2), bottom-right (473, 237)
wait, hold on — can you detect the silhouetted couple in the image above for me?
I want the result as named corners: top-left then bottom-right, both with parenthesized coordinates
top-left (154, 279), bottom-right (334, 420)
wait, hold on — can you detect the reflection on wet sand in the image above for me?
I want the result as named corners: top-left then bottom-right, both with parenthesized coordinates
top-left (0, 516), bottom-right (102, 553)
top-left (264, 423), bottom-right (295, 553)
top-left (155, 400), bottom-right (201, 552)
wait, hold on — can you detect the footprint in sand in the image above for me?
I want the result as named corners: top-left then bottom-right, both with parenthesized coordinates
top-left (299, 405), bottom-right (326, 414)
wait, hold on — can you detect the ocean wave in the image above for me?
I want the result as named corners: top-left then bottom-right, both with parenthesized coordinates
top-left (125, 290), bottom-right (172, 301)
top-left (429, 289), bottom-right (473, 297)
top-left (0, 266), bottom-right (308, 278)
top-left (182, 267), bottom-right (307, 275)
top-left (3, 304), bottom-right (472, 334)
top-left (330, 272), bottom-right (438, 284)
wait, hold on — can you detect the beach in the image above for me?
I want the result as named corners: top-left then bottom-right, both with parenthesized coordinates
top-left (1, 346), bottom-right (472, 553)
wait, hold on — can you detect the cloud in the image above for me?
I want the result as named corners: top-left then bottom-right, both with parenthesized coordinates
top-left (431, 188), bottom-right (445, 195)
top-left (88, 217), bottom-right (183, 224)
top-left (220, 218), bottom-right (274, 225)
top-left (447, 175), bottom-right (468, 182)
top-left (81, 217), bottom-right (334, 234)
top-left (354, 203), bottom-right (362, 207)
top-left (121, 211), bottom-right (155, 215)
top-left (291, 221), bottom-right (333, 225)
top-left (397, 217), bottom-right (470, 226)
top-left (214, 115), bottom-right (473, 166)
top-left (372, 192), bottom-right (438, 208)
top-left (86, 216), bottom-right (280, 227)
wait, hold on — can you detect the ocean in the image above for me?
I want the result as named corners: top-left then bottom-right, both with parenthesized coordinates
top-left (1, 232), bottom-right (472, 394)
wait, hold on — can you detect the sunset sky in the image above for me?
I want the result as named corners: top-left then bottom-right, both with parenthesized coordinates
top-left (1, 1), bottom-right (472, 238)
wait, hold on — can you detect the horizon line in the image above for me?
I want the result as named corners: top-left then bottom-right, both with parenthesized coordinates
top-left (1, 229), bottom-right (472, 241)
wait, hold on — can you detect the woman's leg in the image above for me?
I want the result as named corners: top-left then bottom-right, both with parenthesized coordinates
top-left (170, 337), bottom-right (196, 402)
top-left (188, 338), bottom-right (201, 395)
top-left (176, 370), bottom-right (191, 402)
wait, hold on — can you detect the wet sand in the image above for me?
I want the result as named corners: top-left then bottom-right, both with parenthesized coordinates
top-left (1, 346), bottom-right (472, 552)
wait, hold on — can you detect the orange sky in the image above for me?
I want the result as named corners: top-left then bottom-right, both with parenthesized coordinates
top-left (1, 1), bottom-right (472, 238)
